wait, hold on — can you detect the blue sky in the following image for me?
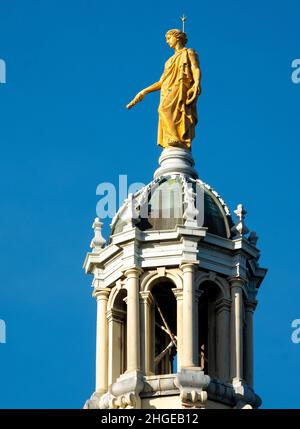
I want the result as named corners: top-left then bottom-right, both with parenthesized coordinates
top-left (0, 0), bottom-right (299, 408)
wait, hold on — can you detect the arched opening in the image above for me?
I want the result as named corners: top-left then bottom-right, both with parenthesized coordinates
top-left (108, 288), bottom-right (127, 385)
top-left (198, 281), bottom-right (226, 380)
top-left (151, 281), bottom-right (177, 375)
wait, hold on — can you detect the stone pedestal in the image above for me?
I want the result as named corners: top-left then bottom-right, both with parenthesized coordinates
top-left (154, 147), bottom-right (198, 179)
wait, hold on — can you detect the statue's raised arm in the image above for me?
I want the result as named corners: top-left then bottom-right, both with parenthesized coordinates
top-left (126, 29), bottom-right (201, 150)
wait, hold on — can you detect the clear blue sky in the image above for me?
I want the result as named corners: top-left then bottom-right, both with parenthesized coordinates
top-left (0, 0), bottom-right (299, 409)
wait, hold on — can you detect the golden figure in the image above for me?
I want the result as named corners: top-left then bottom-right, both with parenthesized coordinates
top-left (127, 29), bottom-right (201, 150)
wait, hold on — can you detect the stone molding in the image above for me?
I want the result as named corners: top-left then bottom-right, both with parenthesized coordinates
top-left (106, 308), bottom-right (125, 323)
top-left (245, 300), bottom-right (257, 313)
top-left (215, 297), bottom-right (232, 314)
top-left (140, 268), bottom-right (183, 291)
top-left (93, 288), bottom-right (110, 301)
top-left (139, 290), bottom-right (154, 306)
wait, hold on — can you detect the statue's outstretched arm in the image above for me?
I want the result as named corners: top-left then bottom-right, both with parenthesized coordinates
top-left (186, 50), bottom-right (201, 106)
top-left (126, 80), bottom-right (162, 109)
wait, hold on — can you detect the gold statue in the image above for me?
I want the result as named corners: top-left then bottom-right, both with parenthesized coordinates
top-left (127, 28), bottom-right (201, 150)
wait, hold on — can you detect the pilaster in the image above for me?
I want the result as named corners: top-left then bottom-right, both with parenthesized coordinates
top-left (172, 288), bottom-right (183, 370)
top-left (139, 290), bottom-right (154, 375)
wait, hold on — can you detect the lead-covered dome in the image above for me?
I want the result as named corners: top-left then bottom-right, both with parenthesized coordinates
top-left (110, 147), bottom-right (234, 239)
top-left (111, 174), bottom-right (234, 239)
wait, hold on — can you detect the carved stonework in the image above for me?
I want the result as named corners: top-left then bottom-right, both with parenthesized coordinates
top-left (99, 371), bottom-right (144, 410)
top-left (99, 391), bottom-right (137, 409)
top-left (180, 389), bottom-right (208, 408)
top-left (175, 367), bottom-right (210, 409)
top-left (181, 176), bottom-right (199, 227)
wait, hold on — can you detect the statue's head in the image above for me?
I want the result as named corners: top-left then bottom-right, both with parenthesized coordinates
top-left (165, 29), bottom-right (188, 48)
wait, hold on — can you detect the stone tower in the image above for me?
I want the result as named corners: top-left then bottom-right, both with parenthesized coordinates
top-left (83, 147), bottom-right (267, 409)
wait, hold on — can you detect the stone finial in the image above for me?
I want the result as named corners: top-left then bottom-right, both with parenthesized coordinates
top-left (231, 204), bottom-right (249, 237)
top-left (90, 217), bottom-right (106, 252)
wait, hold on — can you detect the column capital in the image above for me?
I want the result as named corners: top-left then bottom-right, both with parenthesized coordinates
top-left (245, 300), bottom-right (258, 312)
top-left (93, 288), bottom-right (110, 301)
top-left (215, 297), bottom-right (232, 313)
top-left (180, 262), bottom-right (197, 272)
top-left (124, 267), bottom-right (143, 279)
top-left (195, 289), bottom-right (204, 302)
top-left (172, 287), bottom-right (183, 300)
top-left (106, 308), bottom-right (125, 323)
top-left (228, 276), bottom-right (246, 289)
top-left (139, 290), bottom-right (154, 306)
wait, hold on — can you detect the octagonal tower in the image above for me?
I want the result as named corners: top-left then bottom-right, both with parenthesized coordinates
top-left (83, 147), bottom-right (267, 409)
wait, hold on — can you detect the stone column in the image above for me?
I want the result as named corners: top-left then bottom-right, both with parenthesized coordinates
top-left (215, 298), bottom-right (231, 382)
top-left (172, 288), bottom-right (183, 370)
top-left (244, 300), bottom-right (257, 388)
top-left (229, 278), bottom-right (244, 383)
top-left (125, 268), bottom-right (142, 372)
top-left (94, 288), bottom-right (110, 394)
top-left (107, 308), bottom-right (126, 385)
top-left (139, 290), bottom-right (154, 375)
top-left (181, 263), bottom-right (197, 367)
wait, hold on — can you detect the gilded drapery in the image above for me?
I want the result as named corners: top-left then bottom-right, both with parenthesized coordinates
top-left (158, 48), bottom-right (198, 149)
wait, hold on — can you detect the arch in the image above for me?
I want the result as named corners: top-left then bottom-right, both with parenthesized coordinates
top-left (107, 285), bottom-right (127, 385)
top-left (141, 268), bottom-right (183, 292)
top-left (107, 282), bottom-right (125, 311)
top-left (195, 271), bottom-right (231, 300)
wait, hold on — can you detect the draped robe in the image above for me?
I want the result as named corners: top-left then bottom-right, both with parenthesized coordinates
top-left (158, 48), bottom-right (199, 149)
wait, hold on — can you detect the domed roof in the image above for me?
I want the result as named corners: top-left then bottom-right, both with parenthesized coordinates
top-left (111, 175), bottom-right (234, 239)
